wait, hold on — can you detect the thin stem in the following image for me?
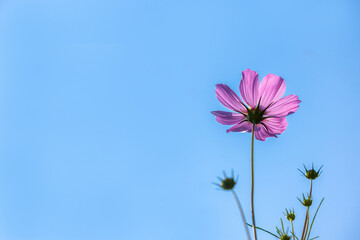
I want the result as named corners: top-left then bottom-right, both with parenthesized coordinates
top-left (250, 124), bottom-right (257, 240)
top-left (303, 207), bottom-right (310, 239)
top-left (300, 212), bottom-right (308, 240)
top-left (309, 237), bottom-right (319, 240)
top-left (291, 221), bottom-right (295, 240)
top-left (300, 210), bottom-right (307, 238)
top-left (293, 234), bottom-right (300, 240)
top-left (306, 198), bottom-right (324, 240)
top-left (304, 180), bottom-right (313, 239)
top-left (301, 180), bottom-right (313, 240)
top-left (247, 223), bottom-right (278, 238)
top-left (232, 190), bottom-right (251, 240)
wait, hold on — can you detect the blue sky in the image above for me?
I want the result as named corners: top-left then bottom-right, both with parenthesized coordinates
top-left (0, 0), bottom-right (359, 239)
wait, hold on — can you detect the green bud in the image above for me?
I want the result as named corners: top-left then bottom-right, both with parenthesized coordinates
top-left (214, 170), bottom-right (237, 191)
top-left (298, 163), bottom-right (323, 180)
top-left (298, 193), bottom-right (312, 207)
top-left (280, 235), bottom-right (291, 240)
top-left (284, 208), bottom-right (295, 221)
top-left (221, 177), bottom-right (236, 190)
top-left (276, 220), bottom-right (291, 240)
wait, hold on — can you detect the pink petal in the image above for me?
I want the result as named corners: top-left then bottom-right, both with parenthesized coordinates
top-left (239, 69), bottom-right (259, 108)
top-left (265, 95), bottom-right (301, 117)
top-left (211, 111), bottom-right (246, 125)
top-left (226, 121), bottom-right (252, 133)
top-left (254, 124), bottom-right (276, 141)
top-left (215, 84), bottom-right (247, 113)
top-left (262, 117), bottom-right (288, 135)
top-left (258, 73), bottom-right (286, 110)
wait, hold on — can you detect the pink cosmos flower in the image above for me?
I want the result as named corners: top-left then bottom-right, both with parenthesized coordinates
top-left (212, 69), bottom-right (301, 141)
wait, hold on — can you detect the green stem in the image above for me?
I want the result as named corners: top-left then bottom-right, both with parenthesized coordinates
top-left (300, 211), bottom-right (308, 240)
top-left (232, 190), bottom-right (251, 240)
top-left (291, 220), bottom-right (295, 240)
top-left (306, 198), bottom-right (325, 240)
top-left (251, 124), bottom-right (257, 240)
top-left (304, 180), bottom-right (313, 239)
top-left (301, 180), bottom-right (313, 240)
top-left (247, 223), bottom-right (278, 238)
top-left (303, 207), bottom-right (310, 239)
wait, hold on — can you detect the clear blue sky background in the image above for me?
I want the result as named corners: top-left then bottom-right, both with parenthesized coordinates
top-left (0, 0), bottom-right (359, 239)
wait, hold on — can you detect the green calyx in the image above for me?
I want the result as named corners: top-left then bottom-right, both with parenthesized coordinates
top-left (221, 177), bottom-right (236, 190)
top-left (284, 208), bottom-right (295, 221)
top-left (214, 170), bottom-right (237, 191)
top-left (298, 193), bottom-right (312, 207)
top-left (280, 235), bottom-right (291, 240)
top-left (298, 163), bottom-right (323, 180)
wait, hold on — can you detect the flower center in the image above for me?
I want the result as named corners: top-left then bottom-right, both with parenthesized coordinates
top-left (246, 106), bottom-right (265, 124)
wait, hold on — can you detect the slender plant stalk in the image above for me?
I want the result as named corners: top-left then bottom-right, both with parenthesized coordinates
top-left (301, 180), bottom-right (313, 240)
top-left (232, 190), bottom-right (251, 240)
top-left (247, 223), bottom-right (278, 238)
top-left (251, 124), bottom-right (257, 240)
top-left (300, 211), bottom-right (307, 238)
top-left (301, 207), bottom-right (309, 239)
top-left (300, 210), bottom-right (308, 239)
top-left (303, 180), bottom-right (313, 238)
top-left (306, 198), bottom-right (325, 240)
top-left (303, 207), bottom-right (310, 239)
top-left (291, 221), bottom-right (295, 240)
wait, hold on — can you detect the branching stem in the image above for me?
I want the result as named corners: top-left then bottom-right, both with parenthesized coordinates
top-left (301, 180), bottom-right (313, 240)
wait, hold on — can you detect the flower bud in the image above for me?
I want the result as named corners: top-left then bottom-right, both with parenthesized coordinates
top-left (214, 170), bottom-right (237, 191)
top-left (298, 193), bottom-right (312, 207)
top-left (284, 208), bottom-right (295, 221)
top-left (280, 235), bottom-right (291, 240)
top-left (276, 221), bottom-right (291, 240)
top-left (298, 163), bottom-right (323, 180)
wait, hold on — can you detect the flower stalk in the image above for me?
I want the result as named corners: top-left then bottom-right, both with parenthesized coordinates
top-left (251, 123), bottom-right (257, 240)
top-left (300, 180), bottom-right (313, 240)
top-left (284, 208), bottom-right (296, 240)
top-left (291, 221), bottom-right (295, 240)
top-left (214, 171), bottom-right (251, 240)
top-left (232, 190), bottom-right (251, 240)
